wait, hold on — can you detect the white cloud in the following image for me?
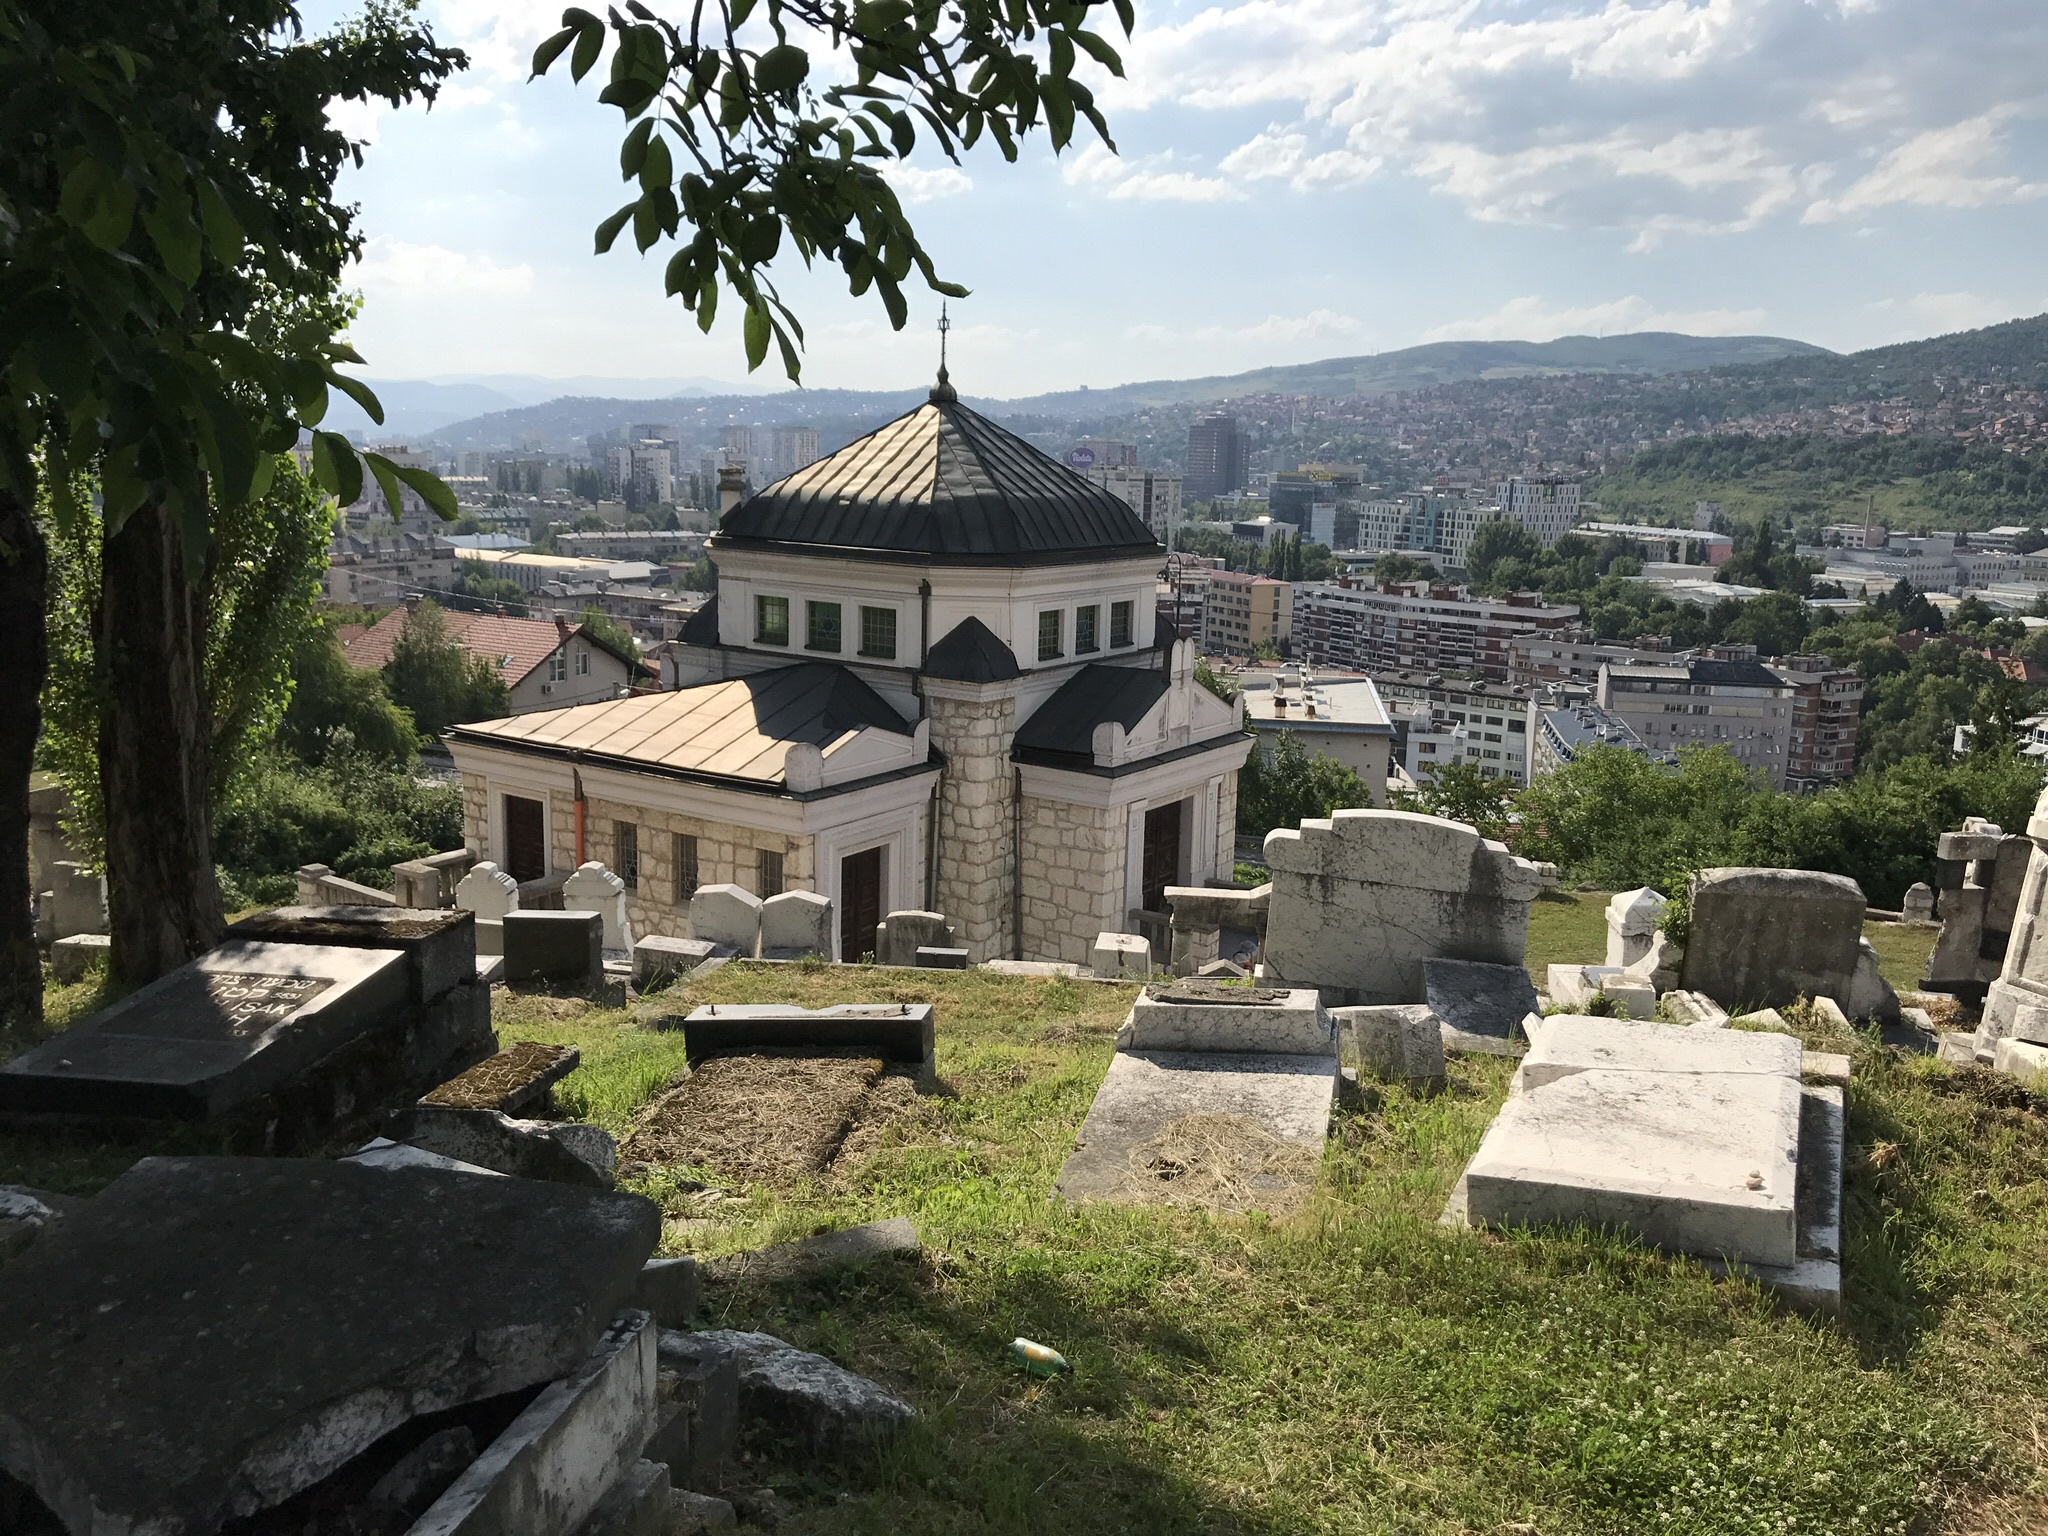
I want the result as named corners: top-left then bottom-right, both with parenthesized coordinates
top-left (353, 239), bottom-right (534, 296)
top-left (1423, 294), bottom-right (1768, 343)
top-left (883, 164), bottom-right (974, 204)
top-left (1124, 309), bottom-right (1365, 345)
top-left (1107, 0), bottom-right (2048, 243)
top-left (1868, 290), bottom-right (2030, 334)
top-left (1062, 142), bottom-right (1242, 203)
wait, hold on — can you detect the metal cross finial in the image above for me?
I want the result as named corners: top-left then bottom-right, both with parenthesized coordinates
top-left (930, 302), bottom-right (957, 402)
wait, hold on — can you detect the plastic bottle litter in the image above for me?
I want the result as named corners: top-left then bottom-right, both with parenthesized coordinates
top-left (1010, 1337), bottom-right (1072, 1377)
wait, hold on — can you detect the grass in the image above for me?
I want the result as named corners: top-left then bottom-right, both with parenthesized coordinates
top-left (7, 926), bottom-right (2040, 1533)
top-left (1525, 889), bottom-right (1612, 978)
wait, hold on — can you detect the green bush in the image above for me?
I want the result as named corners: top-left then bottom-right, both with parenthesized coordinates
top-left (213, 749), bottom-right (462, 901)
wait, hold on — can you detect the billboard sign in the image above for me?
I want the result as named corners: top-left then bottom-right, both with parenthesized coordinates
top-left (1067, 446), bottom-right (1097, 469)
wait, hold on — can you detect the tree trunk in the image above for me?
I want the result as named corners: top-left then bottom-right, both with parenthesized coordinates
top-left (99, 503), bottom-right (222, 987)
top-left (0, 487), bottom-right (46, 1032)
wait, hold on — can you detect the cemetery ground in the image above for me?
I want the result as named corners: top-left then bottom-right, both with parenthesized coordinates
top-left (13, 918), bottom-right (2048, 1533)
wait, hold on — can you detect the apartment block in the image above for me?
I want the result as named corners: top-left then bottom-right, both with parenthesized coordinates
top-left (1508, 632), bottom-right (1680, 688)
top-left (1087, 465), bottom-right (1183, 539)
top-left (1295, 580), bottom-right (1579, 683)
top-left (1201, 570), bottom-right (1293, 656)
top-left (1373, 671), bottom-right (1539, 784)
top-left (1532, 698), bottom-right (1668, 778)
top-left (1771, 654), bottom-right (1865, 790)
top-left (1596, 650), bottom-right (1795, 788)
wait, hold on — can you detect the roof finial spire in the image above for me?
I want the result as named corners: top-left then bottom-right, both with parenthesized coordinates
top-left (930, 302), bottom-right (957, 403)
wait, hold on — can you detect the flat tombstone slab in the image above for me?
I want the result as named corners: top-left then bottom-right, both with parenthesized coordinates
top-left (915, 945), bottom-right (970, 970)
top-left (691, 885), bottom-right (762, 956)
top-left (1680, 867), bottom-right (1866, 1012)
top-left (760, 890), bottom-right (833, 959)
top-left (421, 1041), bottom-right (581, 1115)
top-left (0, 1156), bottom-right (659, 1536)
top-left (1260, 810), bottom-right (1549, 1003)
top-left (1461, 1067), bottom-right (1804, 1268)
top-left (679, 1002), bottom-right (935, 1067)
top-left (49, 932), bottom-right (110, 985)
top-left (634, 935), bottom-right (723, 988)
top-left (1422, 958), bottom-right (1537, 1044)
top-left (226, 905), bottom-right (476, 1004)
top-left (504, 910), bottom-right (603, 984)
top-left (0, 940), bottom-right (410, 1119)
top-left (1122, 985), bottom-right (1332, 1055)
top-left (1521, 1013), bottom-right (1802, 1092)
top-left (1055, 1050), bottom-right (1338, 1212)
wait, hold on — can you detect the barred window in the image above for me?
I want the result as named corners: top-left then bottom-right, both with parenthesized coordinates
top-left (859, 605), bottom-right (897, 659)
top-left (756, 594), bottom-right (789, 645)
top-left (806, 600), bottom-right (842, 652)
top-left (1037, 609), bottom-right (1063, 662)
top-left (1110, 600), bottom-right (1134, 648)
top-left (1075, 605), bottom-right (1100, 654)
top-left (757, 849), bottom-right (784, 899)
top-left (615, 822), bottom-right (639, 891)
top-left (673, 833), bottom-right (699, 903)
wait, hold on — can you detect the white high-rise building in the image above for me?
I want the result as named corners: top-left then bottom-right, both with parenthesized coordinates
top-left (1491, 475), bottom-right (1581, 549)
top-left (1087, 465), bottom-right (1182, 539)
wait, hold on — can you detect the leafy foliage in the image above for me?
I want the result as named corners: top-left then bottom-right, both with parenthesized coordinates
top-left (1388, 760), bottom-right (1515, 841)
top-left (382, 600), bottom-right (510, 737)
top-left (577, 604), bottom-right (639, 658)
top-left (533, 0), bottom-right (1133, 378)
top-left (277, 618), bottom-right (420, 770)
top-left (1237, 730), bottom-right (1372, 838)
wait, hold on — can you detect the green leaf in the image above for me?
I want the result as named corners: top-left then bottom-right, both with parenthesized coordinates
top-left (1072, 29), bottom-right (1125, 74)
top-left (531, 24), bottom-right (578, 77)
top-left (141, 192), bottom-right (203, 286)
top-left (59, 158), bottom-right (137, 251)
top-left (570, 17), bottom-right (606, 80)
top-left (743, 302), bottom-right (770, 371)
top-left (718, 69), bottom-right (751, 129)
top-left (364, 453), bottom-right (408, 525)
top-left (390, 462), bottom-right (460, 522)
top-left (324, 367), bottom-right (386, 427)
top-left (620, 117), bottom-right (655, 178)
top-left (192, 374), bottom-right (259, 507)
top-left (739, 216), bottom-right (781, 264)
top-left (754, 44), bottom-right (809, 94)
top-left (730, 0), bottom-right (759, 25)
top-left (194, 177), bottom-right (243, 258)
top-left (594, 203), bottom-right (634, 253)
top-left (311, 431), bottom-right (363, 507)
top-left (639, 133), bottom-right (672, 193)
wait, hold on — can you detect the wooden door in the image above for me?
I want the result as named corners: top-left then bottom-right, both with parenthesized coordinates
top-left (840, 847), bottom-right (883, 963)
top-left (1141, 800), bottom-right (1184, 915)
top-left (504, 796), bottom-right (546, 883)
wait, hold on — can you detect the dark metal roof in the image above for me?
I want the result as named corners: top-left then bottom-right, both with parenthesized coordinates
top-left (678, 593), bottom-right (719, 647)
top-left (1686, 659), bottom-right (1787, 688)
top-left (714, 394), bottom-right (1163, 566)
top-left (1013, 664), bottom-right (1168, 766)
top-left (923, 617), bottom-right (1021, 683)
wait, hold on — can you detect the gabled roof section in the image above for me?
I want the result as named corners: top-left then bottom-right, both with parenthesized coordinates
top-left (715, 393), bottom-right (1163, 566)
top-left (1014, 664), bottom-right (1170, 765)
top-left (924, 616), bottom-right (1021, 683)
top-left (678, 593), bottom-right (719, 647)
top-left (446, 663), bottom-right (915, 789)
top-left (339, 607), bottom-right (645, 686)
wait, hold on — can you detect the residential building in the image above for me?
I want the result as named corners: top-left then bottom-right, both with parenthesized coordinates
top-left (1294, 580), bottom-right (1579, 683)
top-left (1086, 465), bottom-right (1183, 540)
top-left (1771, 654), bottom-right (1865, 790)
top-left (1202, 571), bottom-right (1293, 656)
top-left (556, 529), bottom-right (708, 562)
top-left (1492, 474), bottom-right (1582, 548)
top-left (449, 374), bottom-right (1249, 967)
top-left (322, 531), bottom-right (459, 607)
top-left (463, 549), bottom-right (664, 594)
top-left (339, 608), bottom-right (643, 717)
top-left (1186, 414), bottom-right (1249, 502)
top-left (1370, 671), bottom-right (1538, 783)
top-left (765, 426), bottom-right (822, 482)
top-left (609, 440), bottom-right (674, 506)
top-left (1531, 698), bottom-right (1668, 778)
top-left (1508, 632), bottom-right (1679, 689)
top-left (1239, 670), bottom-right (1394, 801)
top-left (1159, 553), bottom-right (1219, 638)
top-left (1596, 650), bottom-right (1795, 788)
top-left (1575, 522), bottom-right (1734, 566)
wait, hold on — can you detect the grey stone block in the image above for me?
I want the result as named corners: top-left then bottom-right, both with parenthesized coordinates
top-left (1995, 1037), bottom-right (2048, 1085)
top-left (635, 1256), bottom-right (701, 1328)
top-left (504, 910), bottom-right (604, 985)
top-left (1335, 1004), bottom-right (1447, 1090)
top-left (677, 1002), bottom-right (935, 1067)
top-left (386, 1105), bottom-right (618, 1189)
top-left (670, 1489), bottom-right (737, 1531)
top-left (657, 1330), bottom-right (913, 1455)
top-left (1118, 984), bottom-right (1333, 1055)
top-left (915, 945), bottom-right (970, 969)
top-left (875, 910), bottom-right (955, 967)
top-left (0, 1157), bottom-right (659, 1536)
top-left (1091, 932), bottom-right (1153, 978)
top-left (49, 931), bottom-right (110, 984)
top-left (1661, 990), bottom-right (1730, 1028)
top-left (634, 936), bottom-right (723, 989)
top-left (476, 954), bottom-right (506, 985)
top-left (1938, 831), bottom-right (2005, 862)
top-left (0, 939), bottom-right (412, 1120)
top-left (760, 890), bottom-right (833, 959)
top-left (655, 1330), bottom-right (740, 1486)
top-left (703, 1217), bottom-right (919, 1285)
top-left (226, 905), bottom-right (477, 1004)
top-left (1680, 867), bottom-right (1867, 1013)
top-left (1936, 1031), bottom-right (1979, 1066)
top-left (411, 1312), bottom-right (657, 1536)
top-left (1931, 855), bottom-right (1967, 890)
top-left (422, 1042), bottom-right (580, 1117)
top-left (689, 885), bottom-right (762, 955)
top-left (1421, 958), bottom-right (1537, 1044)
top-left (1522, 1013), bottom-right (1802, 1092)
top-left (573, 1458), bottom-right (671, 1536)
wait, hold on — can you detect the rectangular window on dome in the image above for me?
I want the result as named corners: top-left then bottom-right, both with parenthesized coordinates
top-left (1075, 605), bottom-right (1100, 654)
top-left (807, 600), bottom-right (842, 652)
top-left (1037, 609), bottom-right (1063, 662)
top-left (756, 594), bottom-right (789, 646)
top-left (859, 606), bottom-right (897, 659)
top-left (1110, 600), bottom-right (1134, 648)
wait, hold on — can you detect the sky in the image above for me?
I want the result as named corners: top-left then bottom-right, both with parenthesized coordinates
top-left (311, 0), bottom-right (2048, 399)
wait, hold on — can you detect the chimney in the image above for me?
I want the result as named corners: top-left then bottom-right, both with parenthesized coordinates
top-left (718, 463), bottom-right (746, 518)
top-left (554, 615), bottom-right (572, 643)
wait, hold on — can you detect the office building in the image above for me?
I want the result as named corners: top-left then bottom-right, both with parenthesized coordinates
top-left (1087, 465), bottom-right (1183, 540)
top-left (1186, 414), bottom-right (1249, 503)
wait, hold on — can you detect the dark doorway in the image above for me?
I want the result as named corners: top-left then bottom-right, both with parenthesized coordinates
top-left (840, 847), bottom-right (883, 963)
top-left (504, 795), bottom-right (546, 883)
top-left (1141, 800), bottom-right (1184, 915)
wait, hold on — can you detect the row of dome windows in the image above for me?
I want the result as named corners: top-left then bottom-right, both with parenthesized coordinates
top-left (753, 594), bottom-right (1138, 665)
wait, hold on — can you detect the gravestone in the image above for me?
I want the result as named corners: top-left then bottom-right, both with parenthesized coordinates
top-left (690, 884), bottom-right (762, 957)
top-left (1118, 985), bottom-right (1333, 1054)
top-left (0, 1156), bottom-right (658, 1536)
top-left (49, 932), bottom-right (110, 984)
top-left (1334, 1004), bottom-right (1446, 1090)
top-left (1422, 958), bottom-right (1538, 1047)
top-left (225, 905), bottom-right (476, 1004)
top-left (1679, 868), bottom-right (1867, 1014)
top-left (678, 1002), bottom-right (934, 1067)
top-left (455, 861), bottom-right (519, 958)
top-left (1603, 887), bottom-right (1668, 969)
top-left (1901, 882), bottom-right (1936, 923)
top-left (503, 910), bottom-right (603, 985)
top-left (759, 890), bottom-right (832, 960)
top-left (46, 860), bottom-right (106, 940)
top-left (1260, 810), bottom-right (1550, 1004)
top-left (875, 910), bottom-right (955, 968)
top-left (0, 940), bottom-right (412, 1119)
top-left (915, 945), bottom-right (970, 969)
top-left (564, 862), bottom-right (634, 952)
top-left (634, 935), bottom-right (724, 989)
top-left (1091, 932), bottom-right (1153, 979)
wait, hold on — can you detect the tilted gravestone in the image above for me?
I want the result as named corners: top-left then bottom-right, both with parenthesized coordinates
top-left (1678, 868), bottom-right (1866, 1014)
top-left (225, 906), bottom-right (475, 1004)
top-left (874, 910), bottom-right (954, 968)
top-left (1260, 811), bottom-right (1550, 1005)
top-left (759, 890), bottom-right (833, 959)
top-left (1603, 888), bottom-right (1668, 969)
top-left (690, 884), bottom-right (762, 956)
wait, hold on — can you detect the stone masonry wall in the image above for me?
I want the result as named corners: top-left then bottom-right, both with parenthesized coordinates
top-left (460, 773), bottom-right (488, 854)
top-left (1216, 771), bottom-right (1239, 875)
top-left (928, 692), bottom-right (1016, 962)
top-left (1018, 795), bottom-right (1126, 967)
top-left (583, 795), bottom-right (812, 944)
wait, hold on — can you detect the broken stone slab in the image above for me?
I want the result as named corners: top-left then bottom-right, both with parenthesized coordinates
top-left (1091, 931), bottom-right (1153, 979)
top-left (1055, 1049), bottom-right (1338, 1210)
top-left (670, 1490), bottom-right (738, 1532)
top-left (225, 905), bottom-right (477, 1004)
top-left (1422, 958), bottom-right (1538, 1046)
top-left (633, 935), bottom-right (726, 990)
top-left (690, 885), bottom-right (763, 956)
top-left (1661, 990), bottom-right (1730, 1028)
top-left (0, 1183), bottom-right (84, 1263)
top-left (1845, 937), bottom-right (1903, 1026)
top-left (1604, 887), bottom-right (1669, 968)
top-left (572, 1457), bottom-right (671, 1536)
top-left (1519, 1014), bottom-right (1803, 1093)
top-left (653, 1330), bottom-right (740, 1489)
top-left (344, 1137), bottom-right (503, 1176)
top-left (564, 862), bottom-right (634, 952)
top-left (1621, 930), bottom-right (1685, 993)
top-left (1196, 958), bottom-right (1247, 980)
top-left (655, 1330), bottom-right (914, 1455)
top-left (0, 939), bottom-right (412, 1120)
top-left (915, 944), bottom-right (970, 969)
top-left (386, 1104), bottom-right (618, 1189)
top-left (476, 953), bottom-right (506, 985)
top-left (0, 1157), bottom-right (659, 1536)
top-left (49, 931), bottom-right (110, 985)
top-left (1679, 868), bottom-right (1867, 1014)
top-left (1333, 1005), bottom-right (1446, 1091)
top-left (1546, 964), bottom-right (1655, 1019)
top-left (1810, 996), bottom-right (1854, 1035)
top-left (422, 1041), bottom-right (581, 1116)
top-left (875, 910), bottom-right (956, 968)
top-left (978, 958), bottom-right (1086, 978)
top-left (411, 1311), bottom-right (657, 1536)
top-left (1938, 829), bottom-right (2006, 862)
top-left (2014, 1004), bottom-right (2048, 1046)
top-left (1260, 809), bottom-right (1550, 1004)
top-left (1117, 984), bottom-right (1332, 1055)
top-left (702, 1217), bottom-right (920, 1286)
top-left (635, 1257), bottom-right (700, 1329)
top-left (1729, 1007), bottom-right (1791, 1032)
top-left (1936, 1031), bottom-right (1980, 1066)
top-left (759, 890), bottom-right (833, 960)
top-left (1459, 1065), bottom-right (1804, 1268)
top-left (1803, 1051), bottom-right (1852, 1087)
top-left (1994, 1037), bottom-right (2048, 1085)
top-left (504, 910), bottom-right (604, 985)
top-left (675, 1002), bottom-right (935, 1067)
